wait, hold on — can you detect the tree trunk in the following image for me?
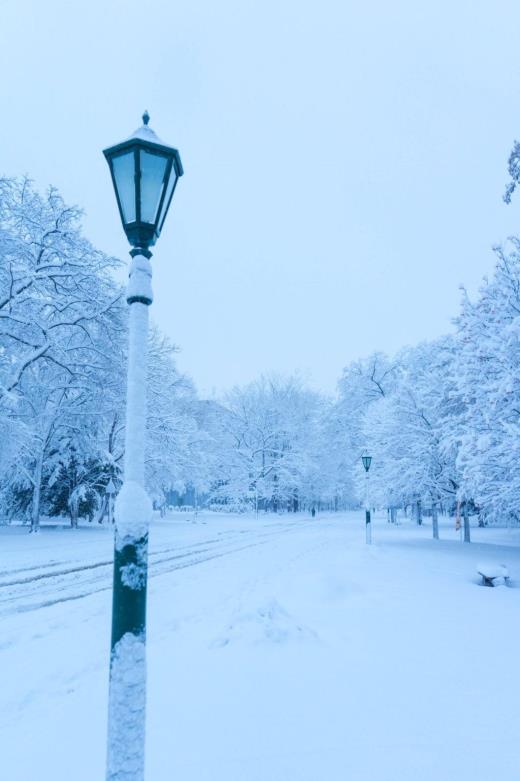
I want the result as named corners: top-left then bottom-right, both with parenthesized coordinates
top-left (71, 506), bottom-right (79, 529)
top-left (416, 499), bottom-right (422, 525)
top-left (30, 451), bottom-right (44, 533)
top-left (463, 502), bottom-right (471, 543)
top-left (70, 491), bottom-right (79, 529)
top-left (432, 502), bottom-right (439, 540)
top-left (94, 495), bottom-right (108, 524)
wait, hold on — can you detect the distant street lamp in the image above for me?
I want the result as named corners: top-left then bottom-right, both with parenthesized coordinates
top-left (106, 478), bottom-right (116, 526)
top-left (361, 454), bottom-right (372, 544)
top-left (103, 112), bottom-right (183, 781)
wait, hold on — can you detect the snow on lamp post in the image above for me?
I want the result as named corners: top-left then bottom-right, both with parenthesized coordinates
top-left (103, 112), bottom-right (183, 781)
top-left (361, 454), bottom-right (372, 544)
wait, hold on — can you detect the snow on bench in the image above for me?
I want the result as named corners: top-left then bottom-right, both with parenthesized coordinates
top-left (477, 562), bottom-right (509, 587)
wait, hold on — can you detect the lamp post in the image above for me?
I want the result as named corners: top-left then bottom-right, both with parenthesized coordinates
top-left (361, 454), bottom-right (372, 544)
top-left (106, 477), bottom-right (116, 525)
top-left (103, 112), bottom-right (183, 781)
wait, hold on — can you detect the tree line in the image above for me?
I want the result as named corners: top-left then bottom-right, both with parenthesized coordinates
top-left (1, 175), bottom-right (520, 528)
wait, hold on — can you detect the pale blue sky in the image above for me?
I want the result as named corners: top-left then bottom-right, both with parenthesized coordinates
top-left (2, 0), bottom-right (520, 394)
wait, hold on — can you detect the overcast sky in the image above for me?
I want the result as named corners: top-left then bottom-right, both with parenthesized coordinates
top-left (2, 0), bottom-right (520, 395)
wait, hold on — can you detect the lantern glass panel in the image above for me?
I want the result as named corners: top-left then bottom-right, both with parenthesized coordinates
top-left (157, 163), bottom-right (178, 231)
top-left (112, 152), bottom-right (136, 223)
top-left (139, 150), bottom-right (168, 223)
top-left (362, 455), bottom-right (372, 472)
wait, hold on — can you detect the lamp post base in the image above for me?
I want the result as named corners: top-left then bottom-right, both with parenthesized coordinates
top-left (106, 481), bottom-right (152, 781)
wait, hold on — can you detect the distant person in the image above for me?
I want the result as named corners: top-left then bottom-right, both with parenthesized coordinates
top-left (311, 507), bottom-right (316, 518)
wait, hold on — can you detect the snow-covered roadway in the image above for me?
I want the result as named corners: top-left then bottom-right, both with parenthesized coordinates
top-left (0, 518), bottom-right (311, 616)
top-left (0, 511), bottom-right (518, 781)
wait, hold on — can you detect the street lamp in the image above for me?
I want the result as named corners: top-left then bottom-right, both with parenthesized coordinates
top-left (361, 454), bottom-right (372, 544)
top-left (103, 112), bottom-right (183, 781)
top-left (105, 477), bottom-right (116, 526)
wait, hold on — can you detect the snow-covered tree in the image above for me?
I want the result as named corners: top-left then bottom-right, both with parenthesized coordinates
top-left (453, 239), bottom-right (520, 525)
top-left (0, 178), bottom-right (125, 528)
top-left (213, 375), bottom-right (324, 512)
top-left (362, 339), bottom-right (459, 533)
top-left (146, 327), bottom-right (209, 510)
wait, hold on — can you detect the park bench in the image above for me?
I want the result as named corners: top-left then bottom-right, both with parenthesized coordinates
top-left (477, 562), bottom-right (509, 587)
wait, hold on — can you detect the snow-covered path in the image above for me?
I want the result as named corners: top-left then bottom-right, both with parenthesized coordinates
top-left (0, 517), bottom-right (309, 616)
top-left (1, 512), bottom-right (518, 780)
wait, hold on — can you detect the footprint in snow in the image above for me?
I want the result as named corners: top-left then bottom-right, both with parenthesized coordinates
top-left (211, 598), bottom-right (317, 648)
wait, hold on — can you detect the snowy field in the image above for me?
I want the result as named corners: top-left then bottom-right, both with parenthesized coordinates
top-left (1, 511), bottom-right (518, 781)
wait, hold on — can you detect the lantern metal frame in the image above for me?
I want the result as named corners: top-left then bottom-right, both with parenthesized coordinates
top-left (103, 112), bottom-right (184, 251)
top-left (362, 454), bottom-right (372, 472)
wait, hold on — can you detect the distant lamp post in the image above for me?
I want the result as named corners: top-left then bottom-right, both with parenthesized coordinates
top-left (361, 454), bottom-right (372, 544)
top-left (427, 497), bottom-right (439, 540)
top-left (103, 112), bottom-right (183, 781)
top-left (106, 478), bottom-right (116, 525)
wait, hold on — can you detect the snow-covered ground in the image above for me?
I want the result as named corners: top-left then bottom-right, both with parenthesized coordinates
top-left (1, 511), bottom-right (518, 780)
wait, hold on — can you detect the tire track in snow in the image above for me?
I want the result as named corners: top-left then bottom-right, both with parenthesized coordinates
top-left (0, 522), bottom-right (311, 617)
